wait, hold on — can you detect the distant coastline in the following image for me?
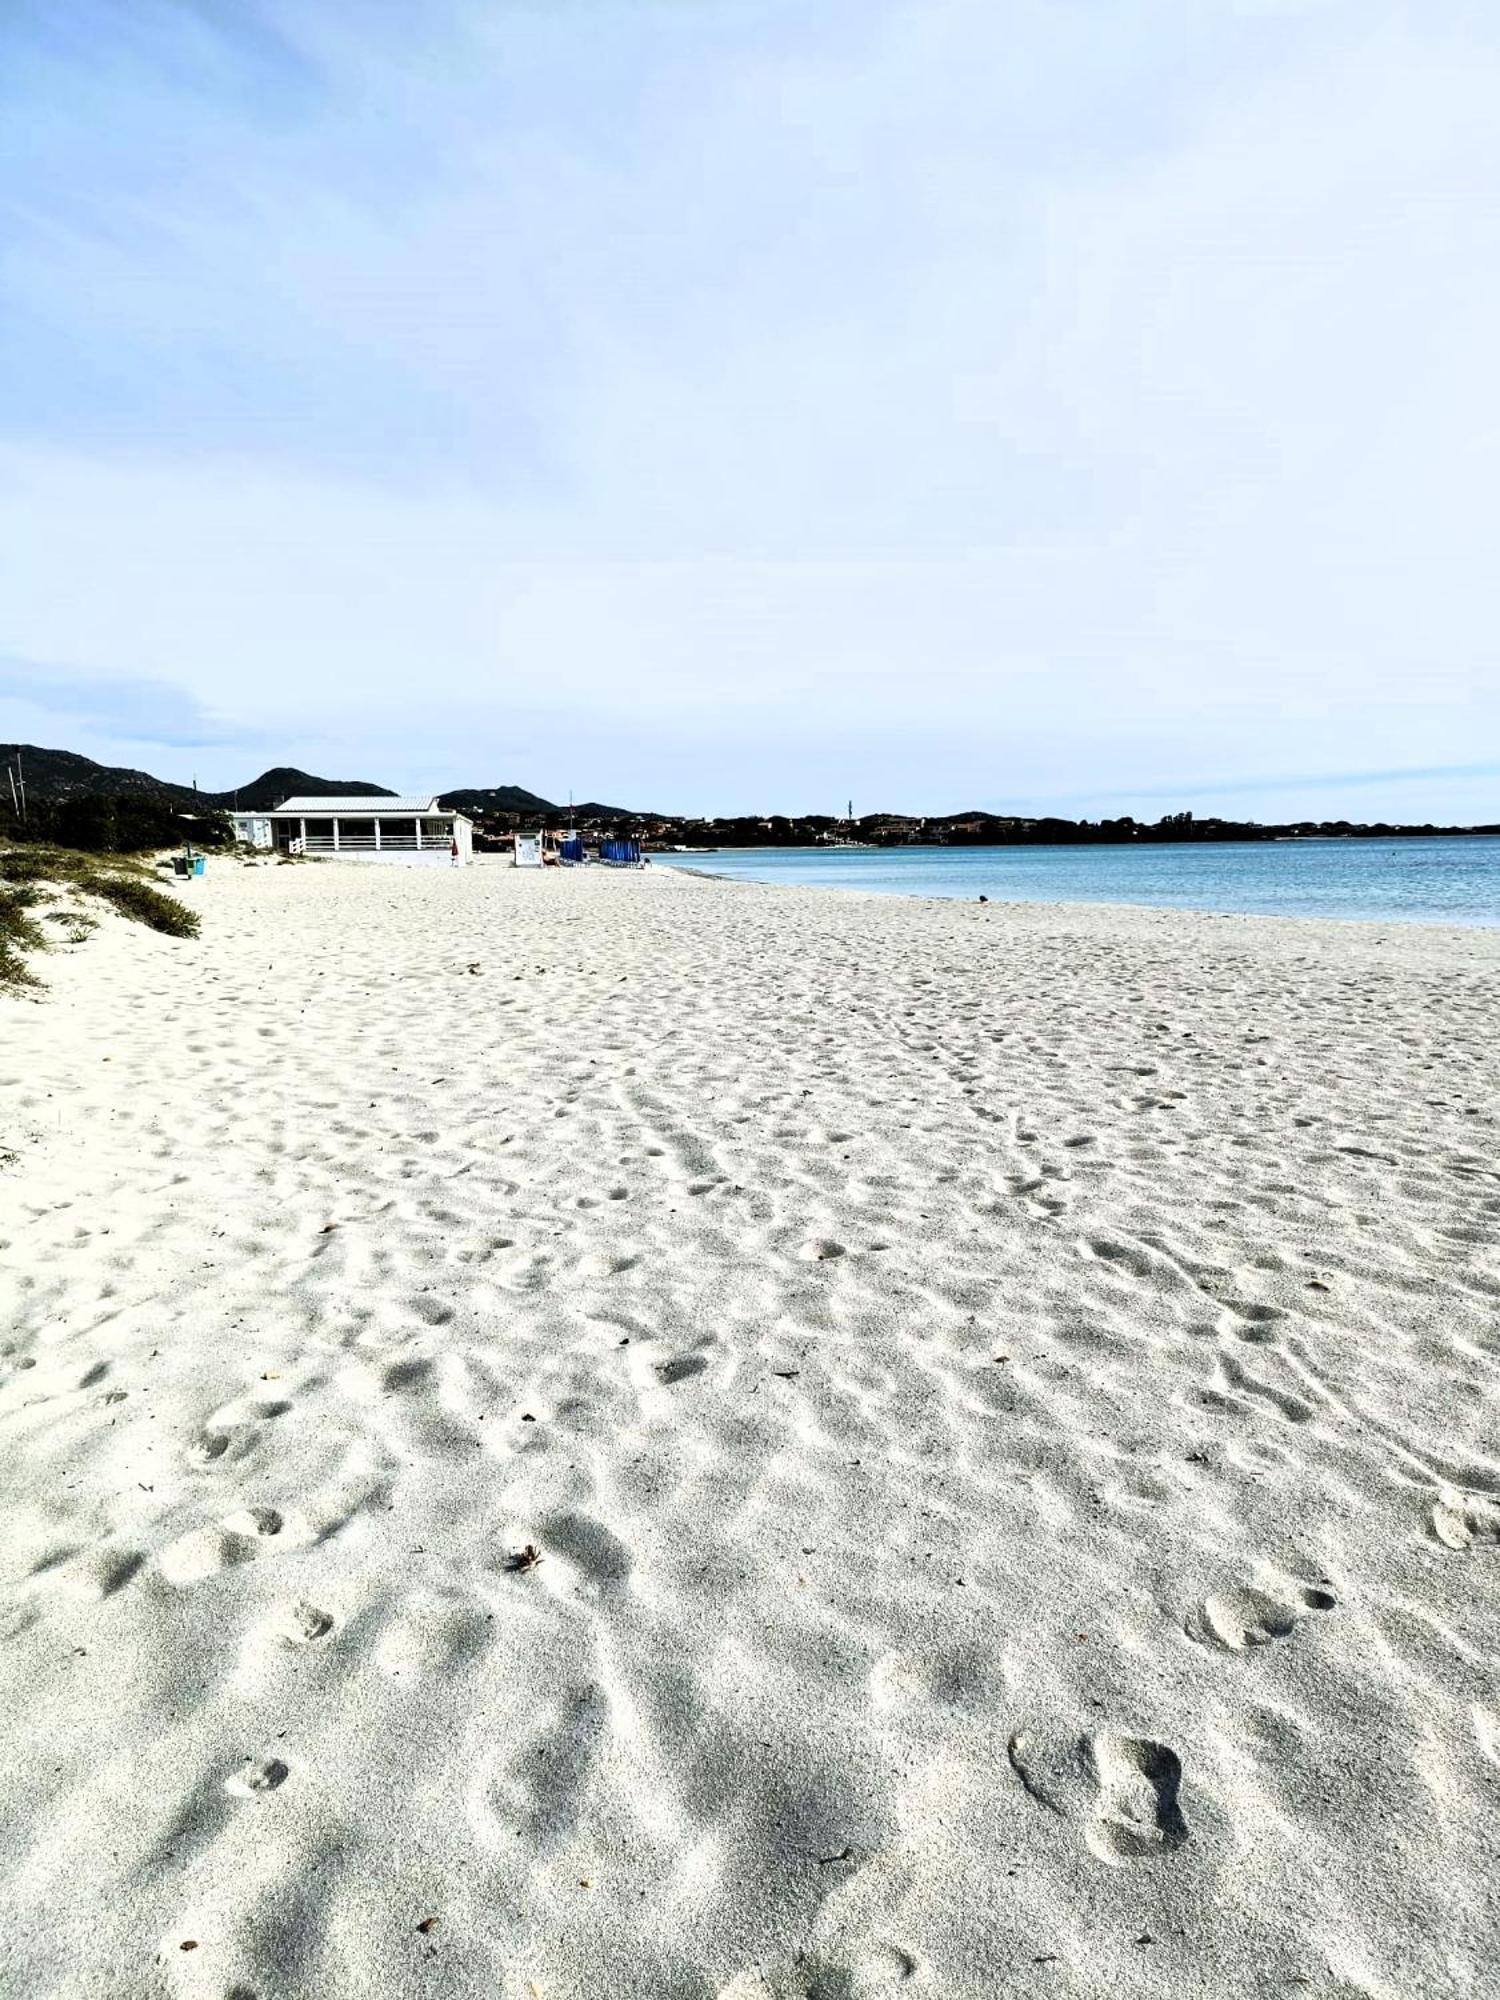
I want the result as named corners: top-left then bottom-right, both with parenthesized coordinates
top-left (4, 741), bottom-right (1495, 855)
top-left (629, 811), bottom-right (1500, 853)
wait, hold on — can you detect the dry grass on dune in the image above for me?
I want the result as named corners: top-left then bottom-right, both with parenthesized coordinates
top-left (0, 880), bottom-right (48, 990)
top-left (0, 845), bottom-right (198, 988)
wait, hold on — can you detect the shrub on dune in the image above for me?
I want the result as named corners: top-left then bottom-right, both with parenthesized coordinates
top-left (0, 883), bottom-right (47, 990)
top-left (0, 845), bottom-right (200, 985)
top-left (92, 872), bottom-right (200, 938)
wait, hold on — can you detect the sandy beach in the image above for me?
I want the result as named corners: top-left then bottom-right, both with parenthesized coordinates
top-left (3, 857), bottom-right (1499, 1999)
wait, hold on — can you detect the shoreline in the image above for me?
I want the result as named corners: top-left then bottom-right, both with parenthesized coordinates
top-left (657, 852), bottom-right (1500, 932)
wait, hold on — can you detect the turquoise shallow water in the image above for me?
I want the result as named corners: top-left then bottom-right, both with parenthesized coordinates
top-left (664, 837), bottom-right (1500, 926)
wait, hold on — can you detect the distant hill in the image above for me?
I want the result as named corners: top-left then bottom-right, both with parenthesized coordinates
top-left (437, 786), bottom-right (650, 820)
top-left (439, 784), bottom-right (557, 814)
top-left (0, 744), bottom-right (400, 812)
top-left (0, 746), bottom-right (646, 823)
top-left (0, 746), bottom-right (398, 814)
top-left (1, 743), bottom-right (201, 808)
top-left (209, 767), bottom-right (397, 811)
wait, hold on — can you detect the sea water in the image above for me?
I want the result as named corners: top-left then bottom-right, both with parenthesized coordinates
top-left (664, 837), bottom-right (1500, 927)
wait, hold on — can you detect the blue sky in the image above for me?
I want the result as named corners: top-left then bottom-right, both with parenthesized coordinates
top-left (1, 0), bottom-right (1497, 820)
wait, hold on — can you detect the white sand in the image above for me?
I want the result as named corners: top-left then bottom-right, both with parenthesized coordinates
top-left (3, 858), bottom-right (1499, 1998)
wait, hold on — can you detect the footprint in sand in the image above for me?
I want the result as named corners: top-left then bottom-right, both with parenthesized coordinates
top-left (1007, 1166), bottom-right (1072, 1220)
top-left (224, 1506), bottom-right (284, 1539)
top-left (1187, 1579), bottom-right (1336, 1651)
top-left (273, 1600), bottom-right (334, 1646)
top-left (1004, 1723), bottom-right (1187, 1866)
top-left (1432, 1492), bottom-right (1500, 1551)
top-left (540, 1510), bottom-right (633, 1592)
top-left (1225, 1435), bottom-right (1297, 1476)
top-left (61, 1548), bottom-right (145, 1603)
top-left (798, 1238), bottom-right (846, 1262)
top-left (224, 1756), bottom-right (289, 1798)
top-left (158, 1526), bottom-right (262, 1587)
top-left (580, 1249), bottom-right (640, 1279)
top-left (720, 1942), bottom-right (919, 1997)
top-left (1211, 1353), bottom-right (1314, 1425)
top-left (186, 1430), bottom-right (232, 1466)
top-left (871, 1642), bottom-right (1004, 1714)
top-left (1084, 1733), bottom-right (1188, 1865)
top-left (468, 1683), bottom-right (609, 1852)
top-left (381, 1356), bottom-right (434, 1393)
top-left (655, 1353), bottom-right (708, 1386)
top-left (159, 1505), bottom-right (304, 1587)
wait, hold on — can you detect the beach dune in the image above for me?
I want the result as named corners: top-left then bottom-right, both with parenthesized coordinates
top-left (2, 860), bottom-right (1498, 1997)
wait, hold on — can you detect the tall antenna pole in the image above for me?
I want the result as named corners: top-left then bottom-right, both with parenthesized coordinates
top-left (16, 751), bottom-right (25, 822)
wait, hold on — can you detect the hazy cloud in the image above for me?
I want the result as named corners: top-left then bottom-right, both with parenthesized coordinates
top-left (0, 654), bottom-right (277, 753)
top-left (1, 1), bottom-right (1496, 817)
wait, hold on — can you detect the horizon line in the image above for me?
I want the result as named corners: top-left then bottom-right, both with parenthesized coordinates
top-left (4, 738), bottom-right (1497, 823)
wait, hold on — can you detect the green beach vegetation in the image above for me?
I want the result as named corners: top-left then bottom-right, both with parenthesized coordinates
top-left (0, 880), bottom-right (49, 992)
top-left (0, 844), bottom-right (201, 992)
top-left (2, 791), bottom-right (233, 856)
top-left (0, 783), bottom-right (233, 986)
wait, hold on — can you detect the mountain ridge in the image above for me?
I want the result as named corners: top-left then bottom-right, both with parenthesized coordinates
top-left (0, 746), bottom-right (622, 816)
top-left (437, 783), bottom-right (556, 815)
top-left (2, 743), bottom-right (202, 809)
top-left (0, 746), bottom-right (401, 813)
top-left (215, 767), bottom-right (398, 810)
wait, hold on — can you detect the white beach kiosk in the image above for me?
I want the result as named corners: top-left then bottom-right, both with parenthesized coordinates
top-left (245, 795), bottom-right (474, 866)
